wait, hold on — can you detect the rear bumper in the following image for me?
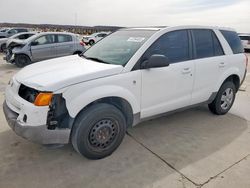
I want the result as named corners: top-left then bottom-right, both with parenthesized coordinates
top-left (3, 101), bottom-right (70, 145)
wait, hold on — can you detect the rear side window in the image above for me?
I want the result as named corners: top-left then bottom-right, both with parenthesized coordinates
top-left (192, 29), bottom-right (224, 59)
top-left (220, 30), bottom-right (244, 54)
top-left (142, 30), bottom-right (190, 64)
top-left (212, 32), bottom-right (224, 56)
top-left (57, 35), bottom-right (72, 43)
top-left (18, 34), bottom-right (34, 40)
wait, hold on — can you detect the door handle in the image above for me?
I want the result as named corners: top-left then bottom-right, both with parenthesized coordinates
top-left (182, 68), bottom-right (191, 74)
top-left (219, 62), bottom-right (226, 68)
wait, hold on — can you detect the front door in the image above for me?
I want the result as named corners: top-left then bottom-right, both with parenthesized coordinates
top-left (140, 30), bottom-right (194, 118)
top-left (31, 34), bottom-right (57, 62)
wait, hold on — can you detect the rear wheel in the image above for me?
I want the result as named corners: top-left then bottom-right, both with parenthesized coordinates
top-left (208, 82), bottom-right (236, 115)
top-left (71, 103), bottom-right (127, 159)
top-left (15, 54), bottom-right (31, 68)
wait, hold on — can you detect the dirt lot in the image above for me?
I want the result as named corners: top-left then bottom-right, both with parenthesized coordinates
top-left (0, 53), bottom-right (250, 188)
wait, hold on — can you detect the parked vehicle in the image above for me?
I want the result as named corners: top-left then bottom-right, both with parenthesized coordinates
top-left (5, 32), bottom-right (86, 67)
top-left (82, 32), bottom-right (110, 45)
top-left (0, 28), bottom-right (29, 39)
top-left (3, 26), bottom-right (247, 159)
top-left (0, 32), bottom-right (36, 53)
top-left (0, 28), bottom-right (9, 33)
top-left (239, 34), bottom-right (250, 51)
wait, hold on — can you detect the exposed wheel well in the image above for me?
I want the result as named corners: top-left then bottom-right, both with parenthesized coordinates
top-left (223, 75), bottom-right (240, 91)
top-left (74, 97), bottom-right (134, 128)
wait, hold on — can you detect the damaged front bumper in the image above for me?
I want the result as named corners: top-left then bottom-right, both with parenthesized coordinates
top-left (3, 49), bottom-right (14, 63)
top-left (3, 101), bottom-right (70, 145)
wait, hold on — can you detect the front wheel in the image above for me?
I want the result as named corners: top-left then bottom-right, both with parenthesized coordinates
top-left (71, 103), bottom-right (127, 159)
top-left (15, 54), bottom-right (31, 68)
top-left (208, 82), bottom-right (236, 115)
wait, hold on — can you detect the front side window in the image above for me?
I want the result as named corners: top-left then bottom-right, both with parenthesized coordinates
top-left (34, 35), bottom-right (55, 45)
top-left (57, 34), bottom-right (72, 43)
top-left (220, 30), bottom-right (244, 54)
top-left (141, 30), bottom-right (190, 64)
top-left (83, 30), bottom-right (156, 66)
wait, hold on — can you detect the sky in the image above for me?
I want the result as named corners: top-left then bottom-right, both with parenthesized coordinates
top-left (0, 0), bottom-right (250, 32)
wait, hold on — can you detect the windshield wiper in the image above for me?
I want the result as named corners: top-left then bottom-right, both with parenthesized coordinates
top-left (83, 56), bottom-right (110, 64)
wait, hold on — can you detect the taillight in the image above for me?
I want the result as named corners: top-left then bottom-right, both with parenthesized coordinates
top-left (80, 41), bottom-right (85, 46)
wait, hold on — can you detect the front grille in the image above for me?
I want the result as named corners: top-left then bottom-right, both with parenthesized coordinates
top-left (18, 84), bottom-right (39, 103)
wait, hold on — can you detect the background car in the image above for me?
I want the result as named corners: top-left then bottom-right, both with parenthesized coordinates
top-left (239, 34), bottom-right (250, 51)
top-left (0, 32), bottom-right (36, 52)
top-left (5, 32), bottom-right (86, 67)
top-left (82, 32), bottom-right (110, 45)
top-left (0, 28), bottom-right (29, 39)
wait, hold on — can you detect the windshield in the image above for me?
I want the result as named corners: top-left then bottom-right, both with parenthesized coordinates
top-left (83, 30), bottom-right (156, 66)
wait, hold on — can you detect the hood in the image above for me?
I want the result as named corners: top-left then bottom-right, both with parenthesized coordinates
top-left (6, 39), bottom-right (26, 47)
top-left (14, 55), bottom-right (124, 91)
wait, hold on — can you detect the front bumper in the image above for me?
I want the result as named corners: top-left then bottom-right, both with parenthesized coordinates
top-left (4, 49), bottom-right (14, 63)
top-left (3, 101), bottom-right (70, 145)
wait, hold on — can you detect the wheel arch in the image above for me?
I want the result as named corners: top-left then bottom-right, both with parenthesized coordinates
top-left (217, 74), bottom-right (240, 92)
top-left (73, 96), bottom-right (134, 128)
top-left (215, 67), bottom-right (242, 92)
top-left (63, 85), bottom-right (140, 128)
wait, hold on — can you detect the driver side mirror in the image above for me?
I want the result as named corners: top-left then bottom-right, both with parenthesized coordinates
top-left (31, 41), bottom-right (39, 46)
top-left (142, 54), bottom-right (170, 69)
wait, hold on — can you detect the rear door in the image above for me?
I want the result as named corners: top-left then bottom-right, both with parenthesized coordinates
top-left (190, 29), bottom-right (225, 104)
top-left (31, 34), bottom-right (57, 61)
top-left (55, 34), bottom-right (74, 57)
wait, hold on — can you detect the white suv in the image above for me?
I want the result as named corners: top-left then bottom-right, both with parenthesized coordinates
top-left (3, 26), bottom-right (248, 159)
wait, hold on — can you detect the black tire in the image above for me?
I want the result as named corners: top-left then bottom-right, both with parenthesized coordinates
top-left (15, 54), bottom-right (31, 68)
top-left (89, 40), bottom-right (95, 46)
top-left (208, 81), bottom-right (236, 115)
top-left (71, 103), bottom-right (127, 159)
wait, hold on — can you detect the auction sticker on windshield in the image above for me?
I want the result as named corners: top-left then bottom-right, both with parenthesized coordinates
top-left (127, 37), bottom-right (145, 42)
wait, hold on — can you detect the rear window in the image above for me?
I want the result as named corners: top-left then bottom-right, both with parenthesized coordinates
top-left (239, 36), bottom-right (250, 40)
top-left (220, 30), bottom-right (244, 54)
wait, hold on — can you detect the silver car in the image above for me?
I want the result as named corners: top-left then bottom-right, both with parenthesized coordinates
top-left (0, 28), bottom-right (29, 39)
top-left (0, 32), bottom-right (36, 52)
top-left (5, 32), bottom-right (86, 67)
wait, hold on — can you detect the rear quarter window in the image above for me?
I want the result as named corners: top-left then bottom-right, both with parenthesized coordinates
top-left (220, 30), bottom-right (244, 54)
